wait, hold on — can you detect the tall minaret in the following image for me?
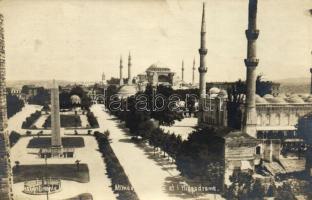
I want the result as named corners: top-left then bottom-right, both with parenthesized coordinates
top-left (310, 51), bottom-right (312, 94)
top-left (242, 0), bottom-right (259, 138)
top-left (192, 58), bottom-right (195, 85)
top-left (181, 60), bottom-right (185, 82)
top-left (119, 56), bottom-right (124, 86)
top-left (198, 2), bottom-right (208, 99)
top-left (0, 14), bottom-right (14, 200)
top-left (128, 52), bottom-right (132, 85)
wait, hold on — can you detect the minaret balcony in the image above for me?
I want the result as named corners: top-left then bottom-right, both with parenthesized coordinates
top-left (198, 67), bottom-right (207, 73)
top-left (244, 58), bottom-right (259, 67)
top-left (198, 48), bottom-right (208, 55)
top-left (245, 29), bottom-right (259, 40)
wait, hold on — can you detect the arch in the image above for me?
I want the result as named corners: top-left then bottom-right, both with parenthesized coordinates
top-left (256, 146), bottom-right (261, 155)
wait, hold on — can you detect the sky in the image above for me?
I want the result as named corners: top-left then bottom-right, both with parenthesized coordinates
top-left (0, 0), bottom-right (311, 83)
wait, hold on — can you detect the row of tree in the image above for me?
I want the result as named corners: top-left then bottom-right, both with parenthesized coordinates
top-left (7, 94), bottom-right (24, 118)
top-left (94, 131), bottom-right (139, 200)
top-left (21, 110), bottom-right (41, 129)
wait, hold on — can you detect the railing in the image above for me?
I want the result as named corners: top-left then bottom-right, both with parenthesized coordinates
top-left (23, 178), bottom-right (62, 195)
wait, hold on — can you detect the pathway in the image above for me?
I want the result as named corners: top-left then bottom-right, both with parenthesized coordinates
top-left (92, 104), bottom-right (223, 200)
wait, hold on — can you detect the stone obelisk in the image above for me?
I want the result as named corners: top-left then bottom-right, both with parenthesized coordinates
top-left (51, 80), bottom-right (62, 157)
top-left (0, 14), bottom-right (14, 200)
top-left (242, 0), bottom-right (259, 138)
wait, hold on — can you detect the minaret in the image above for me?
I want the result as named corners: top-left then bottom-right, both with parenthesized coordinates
top-left (242, 0), bottom-right (259, 138)
top-left (0, 14), bottom-right (14, 200)
top-left (128, 52), bottom-right (132, 85)
top-left (51, 80), bottom-right (62, 157)
top-left (192, 57), bottom-right (195, 85)
top-left (181, 60), bottom-right (184, 82)
top-left (119, 56), bottom-right (124, 86)
top-left (198, 2), bottom-right (208, 99)
top-left (102, 72), bottom-right (106, 84)
top-left (310, 51), bottom-right (312, 94)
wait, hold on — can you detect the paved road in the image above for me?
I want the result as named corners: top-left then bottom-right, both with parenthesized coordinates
top-left (8, 104), bottom-right (42, 134)
top-left (92, 104), bottom-right (224, 200)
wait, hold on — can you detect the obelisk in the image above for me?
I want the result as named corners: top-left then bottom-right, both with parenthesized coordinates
top-left (51, 80), bottom-right (62, 157)
top-left (0, 14), bottom-right (14, 200)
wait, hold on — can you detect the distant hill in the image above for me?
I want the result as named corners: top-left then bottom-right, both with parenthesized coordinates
top-left (6, 80), bottom-right (96, 89)
top-left (274, 77), bottom-right (310, 94)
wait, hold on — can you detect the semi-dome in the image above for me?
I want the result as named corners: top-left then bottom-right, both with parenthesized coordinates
top-left (209, 87), bottom-right (220, 94)
top-left (117, 85), bottom-right (137, 99)
top-left (70, 95), bottom-right (81, 105)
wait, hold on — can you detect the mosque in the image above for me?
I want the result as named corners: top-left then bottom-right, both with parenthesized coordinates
top-left (196, 0), bottom-right (310, 185)
top-left (116, 53), bottom-right (139, 99)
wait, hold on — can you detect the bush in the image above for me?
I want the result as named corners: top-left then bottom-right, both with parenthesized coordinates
top-left (22, 111), bottom-right (41, 129)
top-left (9, 131), bottom-right (21, 147)
top-left (94, 132), bottom-right (139, 200)
top-left (87, 111), bottom-right (99, 128)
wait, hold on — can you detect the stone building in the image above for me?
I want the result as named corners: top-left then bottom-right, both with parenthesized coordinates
top-left (137, 62), bottom-right (177, 89)
top-left (197, 0), bottom-right (260, 185)
top-left (0, 13), bottom-right (14, 200)
top-left (198, 0), bottom-right (309, 180)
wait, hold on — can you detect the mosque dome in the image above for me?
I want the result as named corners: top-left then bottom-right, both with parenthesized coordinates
top-left (277, 93), bottom-right (287, 98)
top-left (267, 97), bottom-right (286, 104)
top-left (70, 95), bottom-right (81, 105)
top-left (298, 93), bottom-right (310, 98)
top-left (263, 94), bottom-right (274, 99)
top-left (255, 95), bottom-right (267, 104)
top-left (305, 97), bottom-right (312, 103)
top-left (209, 87), bottom-right (220, 94)
top-left (146, 62), bottom-right (171, 72)
top-left (286, 96), bottom-right (305, 103)
top-left (117, 85), bottom-right (138, 99)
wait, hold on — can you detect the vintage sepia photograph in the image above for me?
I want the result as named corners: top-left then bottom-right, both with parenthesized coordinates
top-left (0, 0), bottom-right (311, 199)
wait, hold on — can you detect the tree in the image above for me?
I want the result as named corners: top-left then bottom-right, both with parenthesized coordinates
top-left (275, 183), bottom-right (297, 200)
top-left (6, 94), bottom-right (24, 118)
top-left (267, 182), bottom-right (277, 197)
top-left (227, 76), bottom-right (275, 129)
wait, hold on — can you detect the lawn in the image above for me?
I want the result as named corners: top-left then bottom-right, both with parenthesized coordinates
top-left (27, 137), bottom-right (85, 148)
top-left (13, 164), bottom-right (90, 183)
top-left (43, 114), bottom-right (82, 128)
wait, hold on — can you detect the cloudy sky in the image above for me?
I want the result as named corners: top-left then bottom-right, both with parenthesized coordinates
top-left (0, 0), bottom-right (311, 82)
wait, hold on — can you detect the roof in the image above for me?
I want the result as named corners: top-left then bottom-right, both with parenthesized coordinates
top-left (146, 62), bottom-right (172, 72)
top-left (117, 84), bottom-right (137, 98)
